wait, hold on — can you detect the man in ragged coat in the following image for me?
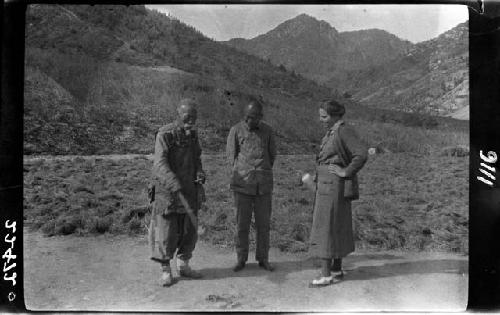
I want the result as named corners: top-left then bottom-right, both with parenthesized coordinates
top-left (226, 99), bottom-right (277, 272)
top-left (149, 98), bottom-right (206, 287)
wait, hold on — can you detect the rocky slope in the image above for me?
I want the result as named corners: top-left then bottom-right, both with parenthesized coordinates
top-left (225, 15), bottom-right (469, 119)
top-left (340, 22), bottom-right (469, 118)
top-left (24, 5), bottom-right (468, 155)
top-left (226, 14), bottom-right (412, 84)
top-left (24, 5), bottom-right (334, 154)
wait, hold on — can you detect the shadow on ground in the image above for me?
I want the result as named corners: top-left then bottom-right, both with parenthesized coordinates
top-left (195, 253), bottom-right (466, 284)
top-left (343, 259), bottom-right (468, 282)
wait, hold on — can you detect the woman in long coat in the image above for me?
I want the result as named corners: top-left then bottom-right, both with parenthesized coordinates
top-left (309, 99), bottom-right (368, 287)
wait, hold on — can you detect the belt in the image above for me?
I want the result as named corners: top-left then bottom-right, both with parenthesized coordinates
top-left (316, 163), bottom-right (343, 169)
top-left (316, 164), bottom-right (343, 179)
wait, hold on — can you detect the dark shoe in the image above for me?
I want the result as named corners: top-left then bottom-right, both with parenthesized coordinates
top-left (179, 266), bottom-right (203, 279)
top-left (331, 258), bottom-right (342, 271)
top-left (331, 270), bottom-right (345, 279)
top-left (233, 261), bottom-right (246, 272)
top-left (258, 260), bottom-right (275, 272)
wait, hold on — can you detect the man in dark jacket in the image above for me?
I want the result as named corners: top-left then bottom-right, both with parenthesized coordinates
top-left (226, 99), bottom-right (277, 272)
top-left (149, 98), bottom-right (206, 287)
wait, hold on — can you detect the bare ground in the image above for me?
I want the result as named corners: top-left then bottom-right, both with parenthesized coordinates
top-left (24, 228), bottom-right (468, 312)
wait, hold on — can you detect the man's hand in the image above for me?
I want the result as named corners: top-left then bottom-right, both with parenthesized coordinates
top-left (327, 164), bottom-right (348, 177)
top-left (196, 171), bottom-right (206, 184)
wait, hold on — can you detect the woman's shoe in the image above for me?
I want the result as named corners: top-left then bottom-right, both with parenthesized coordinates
top-left (308, 276), bottom-right (334, 288)
top-left (331, 270), bottom-right (345, 279)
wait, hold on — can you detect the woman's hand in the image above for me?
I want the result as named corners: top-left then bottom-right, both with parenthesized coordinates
top-left (327, 164), bottom-right (348, 177)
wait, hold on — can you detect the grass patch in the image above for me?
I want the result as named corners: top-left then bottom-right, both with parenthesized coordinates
top-left (24, 153), bottom-right (468, 253)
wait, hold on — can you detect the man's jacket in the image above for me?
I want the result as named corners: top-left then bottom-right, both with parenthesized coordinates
top-left (226, 121), bottom-right (277, 195)
top-left (152, 121), bottom-right (204, 214)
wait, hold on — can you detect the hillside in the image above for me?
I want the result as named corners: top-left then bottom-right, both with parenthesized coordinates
top-left (25, 4), bottom-right (333, 154)
top-left (25, 5), bottom-right (468, 155)
top-left (334, 22), bottom-right (469, 118)
top-left (225, 15), bottom-right (468, 119)
top-left (226, 14), bottom-right (412, 84)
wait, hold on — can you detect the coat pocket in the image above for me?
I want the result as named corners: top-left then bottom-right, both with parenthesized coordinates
top-left (317, 179), bottom-right (336, 195)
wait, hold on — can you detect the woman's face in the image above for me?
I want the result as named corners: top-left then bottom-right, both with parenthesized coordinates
top-left (319, 108), bottom-right (338, 129)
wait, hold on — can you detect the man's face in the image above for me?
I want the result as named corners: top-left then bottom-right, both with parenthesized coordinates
top-left (178, 107), bottom-right (197, 130)
top-left (245, 110), bottom-right (262, 130)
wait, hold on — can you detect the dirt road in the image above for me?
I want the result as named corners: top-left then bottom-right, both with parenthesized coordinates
top-left (24, 228), bottom-right (468, 312)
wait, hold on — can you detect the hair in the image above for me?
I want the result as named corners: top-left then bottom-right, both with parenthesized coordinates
top-left (245, 98), bottom-right (264, 115)
top-left (177, 98), bottom-right (198, 116)
top-left (319, 99), bottom-right (345, 117)
top-left (178, 98), bottom-right (197, 110)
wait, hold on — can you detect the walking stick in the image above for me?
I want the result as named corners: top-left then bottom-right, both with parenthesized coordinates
top-left (177, 192), bottom-right (198, 228)
top-left (170, 192), bottom-right (199, 277)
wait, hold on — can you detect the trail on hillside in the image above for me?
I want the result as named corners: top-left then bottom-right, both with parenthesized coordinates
top-left (24, 229), bottom-right (468, 312)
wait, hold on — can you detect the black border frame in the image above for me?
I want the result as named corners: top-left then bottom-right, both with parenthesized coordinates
top-left (1, 0), bottom-right (499, 311)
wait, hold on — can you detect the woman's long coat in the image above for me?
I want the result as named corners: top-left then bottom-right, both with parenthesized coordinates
top-left (309, 120), bottom-right (368, 259)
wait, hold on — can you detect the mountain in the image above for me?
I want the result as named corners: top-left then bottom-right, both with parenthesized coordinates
top-left (225, 14), bottom-right (413, 84)
top-left (24, 5), bottom-right (467, 156)
top-left (333, 22), bottom-right (469, 118)
top-left (24, 4), bottom-right (336, 154)
top-left (225, 15), bottom-right (469, 119)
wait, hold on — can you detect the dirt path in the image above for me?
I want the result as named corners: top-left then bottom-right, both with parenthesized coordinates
top-left (24, 228), bottom-right (468, 312)
top-left (24, 154), bottom-right (155, 162)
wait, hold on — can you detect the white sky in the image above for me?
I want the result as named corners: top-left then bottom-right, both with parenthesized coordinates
top-left (147, 4), bottom-right (468, 43)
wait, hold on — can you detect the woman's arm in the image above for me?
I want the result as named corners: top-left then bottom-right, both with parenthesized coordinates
top-left (268, 128), bottom-right (277, 167)
top-left (339, 125), bottom-right (368, 177)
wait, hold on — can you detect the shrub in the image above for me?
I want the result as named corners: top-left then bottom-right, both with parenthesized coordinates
top-left (127, 216), bottom-right (144, 234)
top-left (88, 216), bottom-right (113, 234)
top-left (439, 145), bottom-right (469, 157)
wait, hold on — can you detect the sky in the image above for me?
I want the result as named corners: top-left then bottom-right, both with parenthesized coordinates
top-left (147, 4), bottom-right (468, 43)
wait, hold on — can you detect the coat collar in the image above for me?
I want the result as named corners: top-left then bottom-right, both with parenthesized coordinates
top-left (328, 119), bottom-right (344, 135)
top-left (242, 120), bottom-right (260, 131)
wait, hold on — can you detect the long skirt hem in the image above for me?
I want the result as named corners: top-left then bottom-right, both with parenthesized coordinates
top-left (309, 167), bottom-right (355, 259)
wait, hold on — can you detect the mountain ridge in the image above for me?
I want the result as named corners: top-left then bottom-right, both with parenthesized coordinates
top-left (24, 5), bottom-right (468, 155)
top-left (225, 14), bottom-right (412, 83)
top-left (24, 4), bottom-right (342, 154)
top-left (338, 21), bottom-right (468, 117)
top-left (225, 14), bottom-right (468, 119)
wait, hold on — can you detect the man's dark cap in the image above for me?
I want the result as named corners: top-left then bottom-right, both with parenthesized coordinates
top-left (178, 98), bottom-right (197, 109)
top-left (245, 98), bottom-right (264, 115)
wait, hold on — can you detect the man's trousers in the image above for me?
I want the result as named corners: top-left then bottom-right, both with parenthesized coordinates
top-left (149, 212), bottom-right (197, 264)
top-left (233, 192), bottom-right (272, 263)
